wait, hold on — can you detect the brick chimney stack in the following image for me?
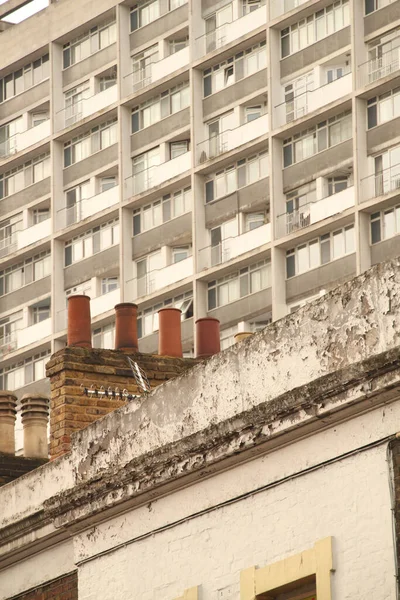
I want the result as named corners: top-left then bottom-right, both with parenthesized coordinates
top-left (46, 298), bottom-right (197, 460)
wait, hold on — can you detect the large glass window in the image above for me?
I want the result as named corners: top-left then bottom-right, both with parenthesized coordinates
top-left (64, 81), bottom-right (91, 126)
top-left (286, 225), bottom-right (355, 278)
top-left (0, 250), bottom-right (51, 296)
top-left (64, 118), bottom-right (117, 167)
top-left (132, 147), bottom-right (161, 194)
top-left (131, 83), bottom-right (189, 132)
top-left (205, 151), bottom-right (268, 203)
top-left (0, 350), bottom-right (51, 390)
top-left (133, 187), bottom-right (191, 235)
top-left (207, 260), bottom-right (271, 309)
top-left (367, 87), bottom-right (400, 129)
top-left (63, 20), bottom-right (116, 69)
top-left (131, 44), bottom-right (159, 89)
top-left (0, 54), bottom-right (49, 104)
top-left (64, 219), bottom-right (119, 266)
top-left (0, 153), bottom-right (50, 200)
top-left (280, 0), bottom-right (350, 58)
top-left (370, 204), bottom-right (400, 244)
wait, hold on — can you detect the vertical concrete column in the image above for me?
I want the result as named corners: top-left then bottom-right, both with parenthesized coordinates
top-left (21, 395), bottom-right (50, 459)
top-left (0, 391), bottom-right (17, 454)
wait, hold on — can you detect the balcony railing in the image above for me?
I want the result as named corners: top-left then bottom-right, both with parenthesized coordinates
top-left (128, 257), bottom-right (193, 299)
top-left (197, 114), bottom-right (269, 164)
top-left (198, 223), bottom-right (271, 270)
top-left (0, 318), bottom-right (52, 357)
top-left (0, 120), bottom-right (50, 160)
top-left (125, 152), bottom-right (191, 199)
top-left (57, 186), bottom-right (119, 230)
top-left (359, 46), bottom-right (400, 87)
top-left (195, 7), bottom-right (265, 59)
top-left (361, 164), bottom-right (400, 202)
top-left (274, 69), bottom-right (352, 127)
top-left (0, 334), bottom-right (18, 358)
top-left (125, 46), bottom-right (190, 94)
top-left (56, 85), bottom-right (117, 130)
top-left (269, 0), bottom-right (308, 19)
top-left (276, 186), bottom-right (355, 238)
top-left (0, 219), bottom-right (50, 257)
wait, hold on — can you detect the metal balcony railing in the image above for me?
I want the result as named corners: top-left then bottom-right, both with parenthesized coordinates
top-left (361, 164), bottom-right (400, 202)
top-left (269, 0), bottom-right (309, 19)
top-left (359, 46), bottom-right (400, 87)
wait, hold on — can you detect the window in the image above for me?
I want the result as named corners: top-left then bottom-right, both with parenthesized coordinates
top-left (99, 74), bottom-right (117, 91)
top-left (370, 204), bottom-right (400, 243)
top-left (244, 105), bottom-right (263, 123)
top-left (64, 81), bottom-right (90, 126)
top-left (0, 350), bottom-right (51, 390)
top-left (245, 213), bottom-right (265, 231)
top-left (284, 71), bottom-right (314, 122)
top-left (280, 0), bottom-right (350, 58)
top-left (328, 175), bottom-right (348, 195)
top-left (0, 54), bottom-right (49, 103)
top-left (169, 36), bottom-right (189, 54)
top-left (101, 277), bottom-right (119, 294)
top-left (0, 311), bottom-right (23, 350)
top-left (131, 82), bottom-right (190, 132)
top-left (137, 290), bottom-right (192, 338)
top-left (205, 151), bottom-right (268, 203)
top-left (0, 153), bottom-right (50, 200)
top-left (130, 0), bottom-right (161, 31)
top-left (367, 87), bottom-right (400, 129)
top-left (283, 111), bottom-right (352, 167)
top-left (63, 20), bottom-right (116, 68)
top-left (64, 119), bottom-right (117, 167)
top-left (100, 176), bottom-right (117, 192)
top-left (64, 219), bottom-right (119, 266)
top-left (285, 182), bottom-right (316, 233)
top-left (132, 147), bottom-right (161, 194)
top-left (286, 225), bottom-right (355, 278)
top-left (32, 301), bottom-right (50, 324)
top-left (0, 116), bottom-right (23, 158)
top-left (65, 181), bottom-right (91, 226)
top-left (131, 44), bottom-right (159, 89)
top-left (32, 208), bottom-right (50, 224)
top-left (170, 140), bottom-right (189, 159)
top-left (208, 260), bottom-right (270, 309)
top-left (93, 323), bottom-right (115, 349)
top-left (366, 0), bottom-right (396, 15)
top-left (203, 41), bottom-right (266, 97)
top-left (242, 0), bottom-right (265, 16)
top-left (0, 214), bottom-right (22, 252)
top-left (205, 4), bottom-right (233, 53)
top-left (136, 250), bottom-right (163, 296)
top-left (133, 187), bottom-right (191, 235)
top-left (374, 144), bottom-right (400, 196)
top-left (368, 27), bottom-right (400, 83)
top-left (172, 246), bottom-right (191, 263)
top-left (31, 112), bottom-right (49, 127)
top-left (0, 250), bottom-right (51, 296)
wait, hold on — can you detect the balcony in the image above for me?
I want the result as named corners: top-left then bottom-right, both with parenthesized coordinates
top-left (199, 223), bottom-right (271, 270)
top-left (130, 256), bottom-right (193, 299)
top-left (0, 120), bottom-right (50, 160)
top-left (276, 186), bottom-right (355, 238)
top-left (91, 288), bottom-right (121, 318)
top-left (0, 318), bottom-right (52, 358)
top-left (125, 47), bottom-right (189, 95)
top-left (0, 219), bottom-right (51, 258)
top-left (274, 71), bottom-right (352, 128)
top-left (125, 152), bottom-right (191, 199)
top-left (269, 0), bottom-right (309, 19)
top-left (361, 164), bottom-right (400, 202)
top-left (195, 9), bottom-right (265, 60)
top-left (57, 186), bottom-right (119, 230)
top-left (359, 46), bottom-right (400, 88)
top-left (56, 86), bottom-right (118, 131)
top-left (197, 114), bottom-right (268, 164)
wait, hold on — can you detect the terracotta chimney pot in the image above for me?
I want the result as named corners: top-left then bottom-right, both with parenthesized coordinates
top-left (67, 295), bottom-right (92, 348)
top-left (234, 332), bottom-right (253, 344)
top-left (115, 303), bottom-right (139, 351)
top-left (21, 394), bottom-right (49, 459)
top-left (158, 308), bottom-right (183, 357)
top-left (195, 318), bottom-right (220, 358)
top-left (0, 391), bottom-right (17, 454)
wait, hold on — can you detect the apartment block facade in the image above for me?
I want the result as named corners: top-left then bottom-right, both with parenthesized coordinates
top-left (1, 0), bottom-right (400, 406)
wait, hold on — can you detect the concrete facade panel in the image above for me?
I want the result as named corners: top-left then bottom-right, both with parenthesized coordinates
top-left (0, 276), bottom-right (51, 313)
top-left (202, 70), bottom-right (267, 117)
top-left (63, 45), bottom-right (117, 88)
top-left (208, 287), bottom-right (272, 326)
top-left (129, 4), bottom-right (188, 52)
top-left (132, 212), bottom-right (192, 257)
top-left (63, 144), bottom-right (118, 187)
top-left (367, 116), bottom-right (400, 153)
top-left (280, 28), bottom-right (351, 79)
top-left (1, 178), bottom-right (51, 215)
top-left (0, 80), bottom-right (50, 121)
top-left (371, 236), bottom-right (400, 265)
top-left (364, 1), bottom-right (400, 36)
top-left (286, 253), bottom-right (356, 301)
top-left (282, 140), bottom-right (353, 191)
top-left (64, 245), bottom-right (119, 288)
top-left (130, 108), bottom-right (190, 153)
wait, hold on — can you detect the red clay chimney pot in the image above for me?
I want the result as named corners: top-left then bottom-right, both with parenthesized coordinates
top-left (67, 295), bottom-right (92, 349)
top-left (195, 317), bottom-right (221, 358)
top-left (158, 308), bottom-right (183, 357)
top-left (114, 303), bottom-right (139, 351)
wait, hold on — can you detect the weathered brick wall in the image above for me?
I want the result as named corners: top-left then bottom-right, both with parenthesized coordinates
top-left (0, 453), bottom-right (48, 487)
top-left (8, 571), bottom-right (77, 600)
top-left (46, 347), bottom-right (197, 459)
